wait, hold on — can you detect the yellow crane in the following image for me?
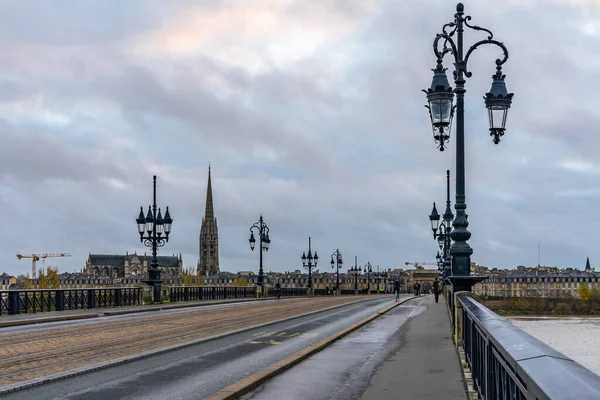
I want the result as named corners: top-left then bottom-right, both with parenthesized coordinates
top-left (405, 261), bottom-right (438, 269)
top-left (16, 253), bottom-right (72, 279)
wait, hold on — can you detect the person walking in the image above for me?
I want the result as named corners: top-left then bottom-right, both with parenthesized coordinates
top-left (275, 280), bottom-right (281, 300)
top-left (393, 280), bottom-right (401, 301)
top-left (413, 282), bottom-right (421, 297)
top-left (433, 278), bottom-right (440, 303)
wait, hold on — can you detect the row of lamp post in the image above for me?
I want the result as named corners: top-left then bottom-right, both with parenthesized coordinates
top-left (131, 4), bottom-right (513, 304)
top-left (424, 2), bottom-right (514, 294)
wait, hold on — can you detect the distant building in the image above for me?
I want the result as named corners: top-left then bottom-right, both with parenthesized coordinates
top-left (0, 273), bottom-right (15, 290)
top-left (473, 258), bottom-right (599, 298)
top-left (198, 166), bottom-right (220, 276)
top-left (85, 251), bottom-right (183, 284)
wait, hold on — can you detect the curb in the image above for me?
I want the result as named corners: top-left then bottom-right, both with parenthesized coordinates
top-left (0, 296), bottom-right (379, 395)
top-left (0, 297), bottom-right (298, 329)
top-left (204, 296), bottom-right (415, 400)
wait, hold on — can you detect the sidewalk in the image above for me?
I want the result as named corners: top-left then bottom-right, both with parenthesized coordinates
top-left (360, 295), bottom-right (466, 400)
top-left (0, 296), bottom-right (282, 328)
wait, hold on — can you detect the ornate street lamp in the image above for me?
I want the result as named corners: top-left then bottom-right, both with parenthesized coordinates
top-left (349, 256), bottom-right (361, 294)
top-left (249, 215), bottom-right (270, 289)
top-left (364, 262), bottom-right (372, 294)
top-left (330, 249), bottom-right (343, 294)
top-left (135, 175), bottom-right (173, 304)
top-left (424, 3), bottom-right (513, 293)
top-left (430, 171), bottom-right (454, 282)
top-left (301, 237), bottom-right (318, 291)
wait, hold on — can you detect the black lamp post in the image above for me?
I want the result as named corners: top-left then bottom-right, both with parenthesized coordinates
top-left (249, 215), bottom-right (270, 289)
top-left (301, 237), bottom-right (318, 291)
top-left (424, 3), bottom-right (513, 293)
top-left (364, 262), bottom-right (372, 294)
top-left (429, 170), bottom-right (454, 282)
top-left (136, 175), bottom-right (173, 304)
top-left (349, 256), bottom-right (361, 293)
top-left (330, 249), bottom-right (343, 294)
top-left (382, 271), bottom-right (389, 293)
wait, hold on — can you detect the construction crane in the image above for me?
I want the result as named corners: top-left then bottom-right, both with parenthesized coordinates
top-left (16, 253), bottom-right (72, 279)
top-left (405, 262), bottom-right (438, 269)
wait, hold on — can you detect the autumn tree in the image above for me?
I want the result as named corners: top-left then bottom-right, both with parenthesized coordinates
top-left (578, 283), bottom-right (600, 302)
top-left (38, 267), bottom-right (61, 289)
top-left (232, 277), bottom-right (249, 287)
top-left (182, 267), bottom-right (197, 286)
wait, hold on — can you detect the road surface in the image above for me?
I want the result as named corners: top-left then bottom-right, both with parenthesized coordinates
top-left (2, 296), bottom-right (405, 400)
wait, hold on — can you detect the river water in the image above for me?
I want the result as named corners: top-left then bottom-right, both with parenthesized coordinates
top-left (508, 317), bottom-right (600, 376)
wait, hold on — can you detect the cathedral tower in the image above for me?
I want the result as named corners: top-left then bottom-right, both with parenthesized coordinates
top-left (198, 166), bottom-right (220, 276)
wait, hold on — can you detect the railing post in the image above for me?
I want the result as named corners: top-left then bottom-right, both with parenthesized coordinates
top-left (8, 291), bottom-right (19, 315)
top-left (453, 291), bottom-right (471, 347)
top-left (115, 288), bottom-right (122, 307)
top-left (184, 287), bottom-right (189, 302)
top-left (87, 289), bottom-right (96, 309)
top-left (55, 290), bottom-right (65, 311)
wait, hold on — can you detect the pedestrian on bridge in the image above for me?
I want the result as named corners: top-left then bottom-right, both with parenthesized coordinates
top-left (393, 280), bottom-right (401, 301)
top-left (433, 279), bottom-right (440, 303)
top-left (413, 282), bottom-right (421, 297)
top-left (275, 280), bottom-right (281, 300)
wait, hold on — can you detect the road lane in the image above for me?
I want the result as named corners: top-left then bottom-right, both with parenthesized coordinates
top-left (2, 296), bottom-right (407, 400)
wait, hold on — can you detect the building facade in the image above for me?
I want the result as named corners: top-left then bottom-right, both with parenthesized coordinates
top-left (472, 259), bottom-right (598, 299)
top-left (85, 251), bottom-right (183, 284)
top-left (198, 166), bottom-right (220, 276)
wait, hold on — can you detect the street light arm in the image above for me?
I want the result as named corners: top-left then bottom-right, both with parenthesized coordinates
top-left (463, 15), bottom-right (494, 40)
top-left (463, 39), bottom-right (509, 78)
top-left (143, 238), bottom-right (167, 248)
top-left (433, 33), bottom-right (458, 64)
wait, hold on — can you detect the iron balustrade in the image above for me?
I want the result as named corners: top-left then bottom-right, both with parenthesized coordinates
top-left (459, 296), bottom-right (600, 399)
top-left (269, 287), bottom-right (308, 297)
top-left (169, 286), bottom-right (257, 302)
top-left (0, 288), bottom-right (141, 316)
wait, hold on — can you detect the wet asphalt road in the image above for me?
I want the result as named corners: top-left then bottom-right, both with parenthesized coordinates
top-left (3, 296), bottom-right (405, 400)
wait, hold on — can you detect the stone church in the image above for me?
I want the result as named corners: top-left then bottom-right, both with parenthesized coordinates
top-left (198, 166), bottom-right (220, 276)
top-left (85, 251), bottom-right (183, 284)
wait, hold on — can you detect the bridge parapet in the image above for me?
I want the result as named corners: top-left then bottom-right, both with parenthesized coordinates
top-left (458, 296), bottom-right (600, 399)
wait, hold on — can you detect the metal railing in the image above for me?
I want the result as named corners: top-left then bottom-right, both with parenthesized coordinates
top-left (268, 287), bottom-right (308, 297)
top-left (0, 288), bottom-right (141, 316)
top-left (459, 296), bottom-right (600, 399)
top-left (169, 286), bottom-right (257, 302)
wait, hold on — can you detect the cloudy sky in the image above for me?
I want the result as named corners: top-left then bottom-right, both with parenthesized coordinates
top-left (1, 0), bottom-right (599, 277)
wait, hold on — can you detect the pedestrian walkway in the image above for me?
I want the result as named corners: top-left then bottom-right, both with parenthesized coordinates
top-left (360, 295), bottom-right (465, 400)
top-left (242, 295), bottom-right (465, 400)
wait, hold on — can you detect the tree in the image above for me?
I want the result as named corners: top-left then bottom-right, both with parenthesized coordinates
top-left (232, 277), bottom-right (248, 287)
top-left (38, 267), bottom-right (60, 289)
top-left (578, 283), bottom-right (593, 302)
top-left (182, 267), bottom-right (197, 286)
top-left (22, 274), bottom-right (33, 289)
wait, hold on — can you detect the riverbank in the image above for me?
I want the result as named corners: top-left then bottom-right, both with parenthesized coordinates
top-left (475, 295), bottom-right (600, 316)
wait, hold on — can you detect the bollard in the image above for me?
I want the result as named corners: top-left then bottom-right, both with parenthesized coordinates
top-left (8, 291), bottom-right (19, 315)
top-left (114, 288), bottom-right (122, 307)
top-left (55, 290), bottom-right (65, 311)
top-left (87, 289), bottom-right (96, 309)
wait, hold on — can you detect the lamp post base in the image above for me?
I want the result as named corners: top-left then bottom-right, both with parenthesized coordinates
top-left (447, 275), bottom-right (487, 293)
top-left (143, 279), bottom-right (163, 304)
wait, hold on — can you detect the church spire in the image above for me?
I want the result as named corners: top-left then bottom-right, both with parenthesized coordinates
top-left (205, 164), bottom-right (214, 219)
top-left (585, 256), bottom-right (591, 270)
